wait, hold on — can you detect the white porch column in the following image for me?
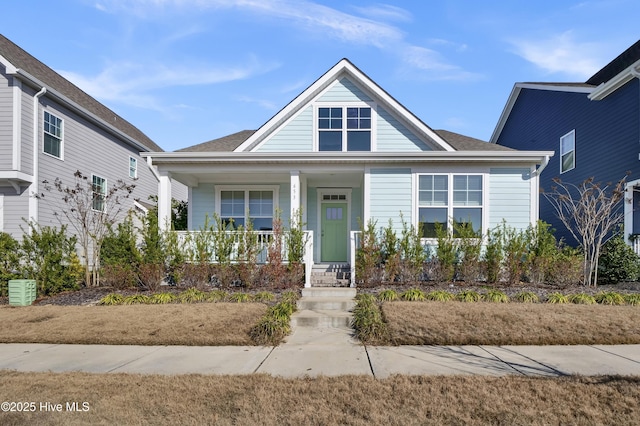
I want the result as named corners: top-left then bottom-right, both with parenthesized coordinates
top-left (158, 172), bottom-right (172, 230)
top-left (290, 170), bottom-right (300, 224)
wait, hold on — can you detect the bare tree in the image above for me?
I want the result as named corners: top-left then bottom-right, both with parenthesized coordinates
top-left (39, 170), bottom-right (135, 286)
top-left (542, 176), bottom-right (626, 286)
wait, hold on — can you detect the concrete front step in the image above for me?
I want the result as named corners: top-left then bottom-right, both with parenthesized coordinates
top-left (301, 287), bottom-right (357, 298)
top-left (297, 297), bottom-right (356, 311)
top-left (291, 310), bottom-right (352, 328)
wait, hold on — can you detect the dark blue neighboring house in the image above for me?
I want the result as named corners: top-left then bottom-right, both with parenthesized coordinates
top-left (491, 40), bottom-right (640, 250)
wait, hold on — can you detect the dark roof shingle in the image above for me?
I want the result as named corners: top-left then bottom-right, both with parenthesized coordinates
top-left (434, 130), bottom-right (514, 151)
top-left (0, 34), bottom-right (162, 152)
top-left (176, 130), bottom-right (256, 152)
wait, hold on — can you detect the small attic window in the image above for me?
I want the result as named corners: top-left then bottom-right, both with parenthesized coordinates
top-left (318, 107), bottom-right (371, 151)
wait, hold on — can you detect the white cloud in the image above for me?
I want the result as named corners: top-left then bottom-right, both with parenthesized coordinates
top-left (352, 4), bottom-right (412, 22)
top-left (401, 46), bottom-right (482, 81)
top-left (235, 95), bottom-right (278, 111)
top-left (59, 58), bottom-right (279, 111)
top-left (509, 31), bottom-right (605, 79)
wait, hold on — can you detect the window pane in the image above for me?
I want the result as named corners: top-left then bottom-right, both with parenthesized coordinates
top-left (453, 208), bottom-right (481, 235)
top-left (319, 131), bottom-right (342, 151)
top-left (562, 152), bottom-right (574, 172)
top-left (222, 217), bottom-right (244, 229)
top-left (249, 191), bottom-right (273, 216)
top-left (319, 108), bottom-right (330, 118)
top-left (360, 108), bottom-right (371, 118)
top-left (419, 208), bottom-right (447, 238)
top-left (419, 175), bottom-right (432, 190)
top-left (44, 134), bottom-right (60, 158)
top-left (453, 175), bottom-right (467, 190)
top-left (221, 191), bottom-right (244, 216)
top-left (467, 176), bottom-right (482, 190)
top-left (331, 108), bottom-right (342, 118)
top-left (360, 119), bottom-right (371, 129)
top-left (347, 118), bottom-right (358, 129)
top-left (251, 217), bottom-right (272, 231)
top-left (347, 108), bottom-right (358, 118)
top-left (433, 175), bottom-right (447, 191)
top-left (560, 133), bottom-right (574, 154)
top-left (347, 131), bottom-right (371, 151)
top-left (319, 118), bottom-right (330, 129)
top-left (330, 118), bottom-right (342, 129)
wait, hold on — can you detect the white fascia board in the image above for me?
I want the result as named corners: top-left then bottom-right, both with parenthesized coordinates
top-left (0, 170), bottom-right (34, 182)
top-left (142, 150), bottom-right (555, 166)
top-left (235, 59), bottom-right (455, 153)
top-left (588, 60), bottom-right (640, 100)
top-left (489, 83), bottom-right (594, 144)
top-left (8, 68), bottom-right (152, 153)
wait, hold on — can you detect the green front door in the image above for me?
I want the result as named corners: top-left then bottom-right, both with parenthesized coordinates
top-left (321, 202), bottom-right (348, 262)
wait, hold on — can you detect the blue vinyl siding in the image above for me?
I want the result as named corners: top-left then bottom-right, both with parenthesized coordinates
top-left (369, 168), bottom-right (412, 234)
top-left (256, 106), bottom-right (313, 152)
top-left (191, 183), bottom-right (215, 229)
top-left (496, 80), bottom-right (640, 243)
top-left (377, 107), bottom-right (432, 152)
top-left (489, 168), bottom-right (531, 231)
top-left (318, 77), bottom-right (372, 102)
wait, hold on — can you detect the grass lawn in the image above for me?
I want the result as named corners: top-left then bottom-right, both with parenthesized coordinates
top-left (381, 301), bottom-right (640, 346)
top-left (0, 372), bottom-right (639, 425)
top-left (0, 304), bottom-right (267, 346)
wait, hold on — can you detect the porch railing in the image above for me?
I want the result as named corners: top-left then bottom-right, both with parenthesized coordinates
top-left (175, 230), bottom-right (314, 287)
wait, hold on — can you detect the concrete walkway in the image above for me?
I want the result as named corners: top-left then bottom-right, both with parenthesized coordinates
top-left (1, 342), bottom-right (639, 378)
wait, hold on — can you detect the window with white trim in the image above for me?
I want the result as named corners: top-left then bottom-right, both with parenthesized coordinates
top-left (219, 189), bottom-right (274, 230)
top-left (418, 174), bottom-right (483, 238)
top-left (129, 157), bottom-right (137, 178)
top-left (560, 130), bottom-right (575, 173)
top-left (43, 111), bottom-right (63, 158)
top-left (318, 106), bottom-right (371, 151)
top-left (92, 175), bottom-right (106, 212)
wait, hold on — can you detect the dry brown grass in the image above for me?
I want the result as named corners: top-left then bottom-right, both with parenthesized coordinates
top-left (0, 304), bottom-right (267, 346)
top-left (0, 371), bottom-right (639, 425)
top-left (382, 302), bottom-right (640, 345)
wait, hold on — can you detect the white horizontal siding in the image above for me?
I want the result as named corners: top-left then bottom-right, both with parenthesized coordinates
top-left (318, 77), bottom-right (372, 102)
top-left (376, 107), bottom-right (431, 152)
top-left (257, 106), bottom-right (313, 152)
top-left (0, 187), bottom-right (30, 237)
top-left (489, 168), bottom-right (532, 231)
top-left (369, 168), bottom-right (412, 234)
top-left (20, 84), bottom-right (34, 175)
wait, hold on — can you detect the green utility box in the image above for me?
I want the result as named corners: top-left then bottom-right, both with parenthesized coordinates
top-left (8, 280), bottom-right (37, 306)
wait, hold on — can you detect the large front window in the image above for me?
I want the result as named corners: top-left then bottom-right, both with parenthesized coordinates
top-left (318, 106), bottom-right (371, 151)
top-left (43, 111), bottom-right (63, 159)
top-left (220, 189), bottom-right (274, 230)
top-left (418, 174), bottom-right (483, 238)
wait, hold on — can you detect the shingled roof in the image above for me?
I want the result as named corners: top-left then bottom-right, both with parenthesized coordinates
top-left (177, 128), bottom-right (507, 152)
top-left (586, 39), bottom-right (640, 86)
top-left (0, 34), bottom-right (162, 152)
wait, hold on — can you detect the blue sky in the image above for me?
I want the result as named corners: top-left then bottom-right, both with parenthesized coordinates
top-left (1, 0), bottom-right (638, 151)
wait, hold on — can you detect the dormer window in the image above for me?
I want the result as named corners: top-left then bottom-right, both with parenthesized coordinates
top-left (318, 107), bottom-right (371, 151)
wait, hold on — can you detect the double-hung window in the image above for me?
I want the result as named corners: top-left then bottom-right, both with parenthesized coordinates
top-left (43, 111), bottom-right (63, 159)
top-left (560, 130), bottom-right (575, 173)
top-left (129, 157), bottom-right (137, 178)
top-left (418, 174), bottom-right (483, 238)
top-left (219, 189), bottom-right (275, 230)
top-left (92, 175), bottom-right (107, 212)
top-left (318, 106), bottom-right (371, 151)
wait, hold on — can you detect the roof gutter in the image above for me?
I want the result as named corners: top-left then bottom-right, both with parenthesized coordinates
top-left (531, 154), bottom-right (550, 177)
top-left (589, 59), bottom-right (640, 100)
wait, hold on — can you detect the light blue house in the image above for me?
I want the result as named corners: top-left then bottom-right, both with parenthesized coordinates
top-left (145, 59), bottom-right (553, 287)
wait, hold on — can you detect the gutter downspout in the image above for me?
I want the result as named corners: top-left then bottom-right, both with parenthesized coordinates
top-left (29, 86), bottom-right (47, 225)
top-left (531, 154), bottom-right (550, 177)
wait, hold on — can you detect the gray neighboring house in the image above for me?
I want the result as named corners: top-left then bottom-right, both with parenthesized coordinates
top-left (0, 34), bottom-right (173, 242)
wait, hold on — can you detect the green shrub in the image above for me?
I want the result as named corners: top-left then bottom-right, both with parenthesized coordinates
top-left (514, 291), bottom-right (539, 303)
top-left (547, 292), bottom-right (569, 304)
top-left (351, 296), bottom-right (388, 343)
top-left (148, 292), bottom-right (176, 304)
top-left (206, 290), bottom-right (228, 302)
top-left (254, 291), bottom-right (275, 303)
top-left (598, 235), bottom-right (640, 284)
top-left (178, 288), bottom-right (206, 303)
top-left (228, 292), bottom-right (252, 303)
top-left (20, 223), bottom-right (83, 295)
top-left (400, 288), bottom-right (426, 301)
top-left (456, 290), bottom-right (482, 302)
top-left (0, 232), bottom-right (20, 297)
top-left (280, 290), bottom-right (299, 305)
top-left (122, 294), bottom-right (151, 305)
top-left (569, 293), bottom-right (597, 305)
top-left (98, 293), bottom-right (124, 305)
top-left (425, 290), bottom-right (454, 302)
top-left (525, 221), bottom-right (558, 285)
top-left (355, 219), bottom-right (382, 287)
top-left (484, 289), bottom-right (509, 303)
top-left (398, 215), bottom-right (427, 284)
top-left (250, 301), bottom-right (296, 345)
top-left (595, 291), bottom-right (626, 306)
top-left (434, 222), bottom-right (457, 282)
top-left (483, 225), bottom-right (504, 284)
top-left (377, 289), bottom-right (398, 302)
top-left (380, 220), bottom-right (400, 283)
top-left (624, 294), bottom-right (640, 306)
top-left (454, 221), bottom-right (483, 283)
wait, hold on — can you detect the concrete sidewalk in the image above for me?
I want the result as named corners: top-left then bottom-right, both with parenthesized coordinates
top-left (1, 341), bottom-right (639, 378)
